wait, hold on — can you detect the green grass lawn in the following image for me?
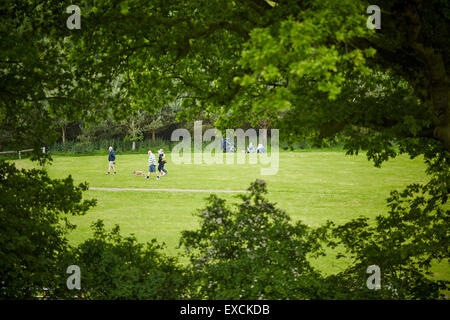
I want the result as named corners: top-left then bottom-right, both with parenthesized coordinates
top-left (12, 151), bottom-right (448, 282)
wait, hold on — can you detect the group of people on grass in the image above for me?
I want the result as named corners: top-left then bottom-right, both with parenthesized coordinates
top-left (106, 146), bottom-right (168, 180)
top-left (145, 149), bottom-right (167, 180)
top-left (246, 142), bottom-right (266, 154)
top-left (107, 142), bottom-right (266, 178)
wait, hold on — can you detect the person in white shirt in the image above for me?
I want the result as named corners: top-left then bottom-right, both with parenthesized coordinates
top-left (247, 142), bottom-right (255, 153)
top-left (257, 144), bottom-right (266, 153)
top-left (144, 150), bottom-right (160, 180)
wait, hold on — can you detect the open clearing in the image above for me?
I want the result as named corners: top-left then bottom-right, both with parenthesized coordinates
top-left (12, 151), bottom-right (448, 280)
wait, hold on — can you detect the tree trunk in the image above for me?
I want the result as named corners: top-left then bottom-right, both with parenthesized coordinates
top-left (132, 141), bottom-right (136, 151)
top-left (260, 119), bottom-right (269, 142)
top-left (152, 129), bottom-right (156, 141)
top-left (413, 46), bottom-right (450, 152)
top-left (404, 5), bottom-right (450, 152)
top-left (62, 125), bottom-right (66, 144)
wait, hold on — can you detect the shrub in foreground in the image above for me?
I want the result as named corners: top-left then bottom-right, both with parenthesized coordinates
top-left (0, 161), bottom-right (95, 299)
top-left (181, 178), bottom-right (448, 299)
top-left (180, 180), bottom-right (333, 299)
top-left (66, 220), bottom-right (187, 299)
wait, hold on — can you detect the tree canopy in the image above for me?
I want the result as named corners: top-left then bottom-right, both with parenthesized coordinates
top-left (2, 1), bottom-right (448, 165)
top-left (2, 0), bottom-right (447, 220)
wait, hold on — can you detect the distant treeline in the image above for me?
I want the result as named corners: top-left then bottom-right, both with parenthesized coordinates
top-left (0, 109), bottom-right (345, 155)
top-left (2, 138), bottom-right (344, 158)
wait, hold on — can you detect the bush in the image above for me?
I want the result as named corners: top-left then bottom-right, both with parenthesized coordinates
top-left (180, 180), bottom-right (332, 299)
top-left (181, 178), bottom-right (449, 299)
top-left (0, 161), bottom-right (95, 299)
top-left (325, 150), bottom-right (449, 299)
top-left (66, 220), bottom-right (187, 299)
top-left (0, 160), bottom-right (187, 299)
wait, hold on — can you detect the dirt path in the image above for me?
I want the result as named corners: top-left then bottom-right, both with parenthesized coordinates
top-left (89, 187), bottom-right (248, 193)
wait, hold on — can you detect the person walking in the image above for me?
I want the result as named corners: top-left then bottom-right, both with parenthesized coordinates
top-left (158, 149), bottom-right (168, 176)
top-left (145, 150), bottom-right (160, 180)
top-left (107, 146), bottom-right (116, 175)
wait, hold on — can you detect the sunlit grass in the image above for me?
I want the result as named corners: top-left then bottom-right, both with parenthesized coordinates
top-left (12, 151), bottom-right (448, 284)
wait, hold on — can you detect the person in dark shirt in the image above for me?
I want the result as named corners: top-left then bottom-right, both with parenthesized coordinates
top-left (158, 149), bottom-right (168, 176)
top-left (107, 146), bottom-right (116, 175)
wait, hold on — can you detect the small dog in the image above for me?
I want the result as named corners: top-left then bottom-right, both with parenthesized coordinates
top-left (133, 170), bottom-right (145, 176)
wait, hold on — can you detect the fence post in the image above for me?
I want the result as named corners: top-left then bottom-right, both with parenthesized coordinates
top-left (18, 151), bottom-right (21, 159)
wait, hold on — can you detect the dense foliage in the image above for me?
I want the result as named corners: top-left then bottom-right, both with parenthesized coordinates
top-left (66, 220), bottom-right (187, 299)
top-left (0, 161), bottom-right (187, 299)
top-left (326, 146), bottom-right (449, 299)
top-left (181, 180), bottom-right (331, 299)
top-left (182, 180), bottom-right (448, 299)
top-left (0, 161), bottom-right (95, 299)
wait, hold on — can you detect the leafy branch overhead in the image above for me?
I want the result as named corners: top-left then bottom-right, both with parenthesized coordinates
top-left (2, 1), bottom-right (449, 162)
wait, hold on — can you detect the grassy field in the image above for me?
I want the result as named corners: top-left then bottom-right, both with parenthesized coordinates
top-left (11, 151), bottom-right (448, 281)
